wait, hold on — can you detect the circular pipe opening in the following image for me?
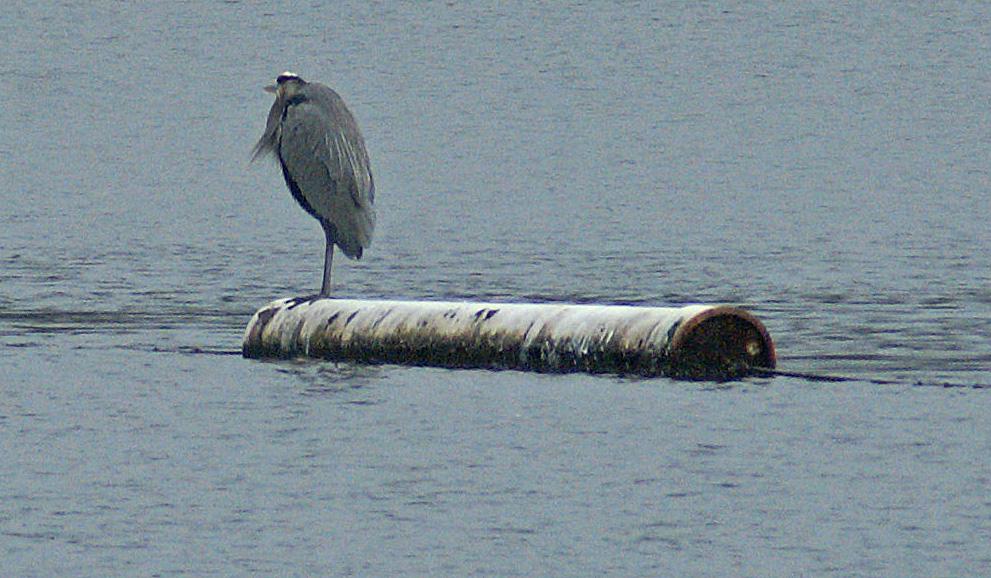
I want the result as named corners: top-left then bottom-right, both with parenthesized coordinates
top-left (667, 307), bottom-right (776, 380)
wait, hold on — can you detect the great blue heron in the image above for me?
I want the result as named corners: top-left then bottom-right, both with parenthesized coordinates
top-left (252, 71), bottom-right (375, 296)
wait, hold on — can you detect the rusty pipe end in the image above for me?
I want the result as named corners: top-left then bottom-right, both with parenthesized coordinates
top-left (666, 306), bottom-right (776, 380)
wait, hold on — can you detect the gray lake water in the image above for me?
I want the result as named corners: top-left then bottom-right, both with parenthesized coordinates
top-left (2, 1), bottom-right (990, 576)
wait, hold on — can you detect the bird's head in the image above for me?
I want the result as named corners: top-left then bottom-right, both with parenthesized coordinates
top-left (264, 71), bottom-right (306, 98)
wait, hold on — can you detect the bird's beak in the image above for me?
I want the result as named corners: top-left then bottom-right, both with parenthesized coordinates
top-left (264, 84), bottom-right (278, 94)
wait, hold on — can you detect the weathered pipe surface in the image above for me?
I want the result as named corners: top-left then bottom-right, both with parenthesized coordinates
top-left (243, 297), bottom-right (776, 380)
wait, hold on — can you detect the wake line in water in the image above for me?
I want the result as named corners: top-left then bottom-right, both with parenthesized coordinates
top-left (753, 367), bottom-right (991, 389)
top-left (0, 308), bottom-right (253, 330)
top-left (166, 345), bottom-right (242, 356)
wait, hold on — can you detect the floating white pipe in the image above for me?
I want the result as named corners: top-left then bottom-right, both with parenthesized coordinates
top-left (243, 297), bottom-right (775, 380)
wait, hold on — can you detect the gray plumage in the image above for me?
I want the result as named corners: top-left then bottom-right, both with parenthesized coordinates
top-left (252, 71), bottom-right (375, 296)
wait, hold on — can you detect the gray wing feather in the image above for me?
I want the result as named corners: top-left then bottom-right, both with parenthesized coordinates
top-left (277, 83), bottom-right (375, 258)
top-left (251, 94), bottom-right (284, 162)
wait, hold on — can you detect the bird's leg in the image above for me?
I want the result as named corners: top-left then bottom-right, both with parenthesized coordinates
top-left (320, 227), bottom-right (335, 297)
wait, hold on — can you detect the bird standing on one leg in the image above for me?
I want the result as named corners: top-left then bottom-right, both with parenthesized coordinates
top-left (252, 71), bottom-right (375, 296)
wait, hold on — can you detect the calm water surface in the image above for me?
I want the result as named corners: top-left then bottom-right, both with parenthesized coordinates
top-left (2, 2), bottom-right (990, 576)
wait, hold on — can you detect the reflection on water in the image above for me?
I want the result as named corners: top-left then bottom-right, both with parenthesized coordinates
top-left (276, 361), bottom-right (388, 399)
